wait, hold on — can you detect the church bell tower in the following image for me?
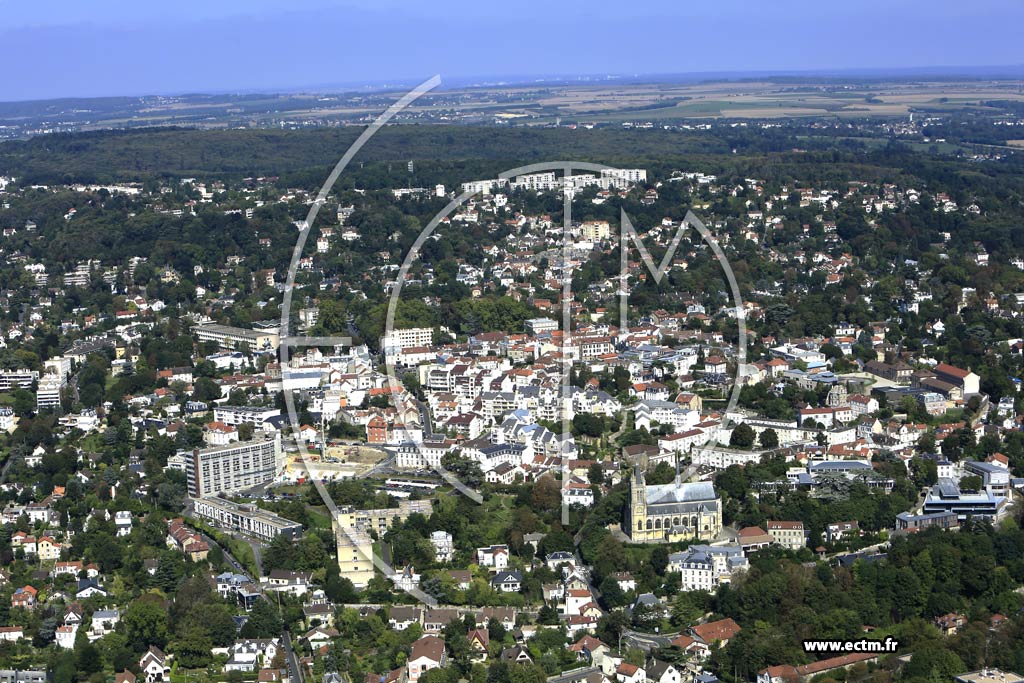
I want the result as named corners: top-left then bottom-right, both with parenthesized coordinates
top-left (630, 465), bottom-right (647, 540)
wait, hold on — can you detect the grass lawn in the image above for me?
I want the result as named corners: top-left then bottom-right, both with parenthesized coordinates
top-left (307, 506), bottom-right (332, 529)
top-left (226, 537), bottom-right (258, 575)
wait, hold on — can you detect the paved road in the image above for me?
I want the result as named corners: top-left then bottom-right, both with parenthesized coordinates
top-left (0, 449), bottom-right (17, 485)
top-left (240, 535), bottom-right (264, 577)
top-left (283, 630), bottom-right (304, 683)
top-left (358, 451), bottom-right (397, 479)
top-left (416, 400), bottom-right (435, 437)
top-left (197, 529), bottom-right (260, 584)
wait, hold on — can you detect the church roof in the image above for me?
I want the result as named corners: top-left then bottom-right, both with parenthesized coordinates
top-left (646, 480), bottom-right (717, 505)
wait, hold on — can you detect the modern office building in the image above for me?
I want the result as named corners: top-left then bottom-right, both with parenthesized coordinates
top-left (923, 478), bottom-right (1007, 521)
top-left (963, 460), bottom-right (1012, 496)
top-left (192, 322), bottom-right (280, 352)
top-left (190, 496), bottom-right (303, 542)
top-left (212, 405), bottom-right (281, 427)
top-left (894, 510), bottom-right (959, 534)
top-left (184, 433), bottom-right (283, 497)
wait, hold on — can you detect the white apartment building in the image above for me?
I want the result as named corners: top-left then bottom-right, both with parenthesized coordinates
top-left (0, 369), bottom-right (38, 392)
top-left (192, 322), bottom-right (280, 352)
top-left (213, 405), bottom-right (281, 427)
top-left (395, 437), bottom-right (454, 469)
top-left (381, 327), bottom-right (435, 354)
top-left (44, 356), bottom-right (72, 381)
top-left (430, 530), bottom-right (454, 562)
top-left (524, 318), bottom-right (559, 336)
top-left (184, 433), bottom-right (283, 497)
top-left (460, 179), bottom-right (504, 195)
top-left (511, 172), bottom-right (558, 192)
top-left (36, 374), bottom-right (64, 410)
top-left (766, 521), bottom-right (806, 550)
top-left (669, 544), bottom-right (748, 592)
top-left (191, 496), bottom-right (303, 542)
top-left (601, 168), bottom-right (647, 183)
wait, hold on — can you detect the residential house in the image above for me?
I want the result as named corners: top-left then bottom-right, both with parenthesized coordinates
top-left (467, 629), bottom-right (490, 661)
top-left (616, 663), bottom-right (646, 683)
top-left (826, 521), bottom-right (860, 544)
top-left (224, 639), bottom-right (280, 672)
top-left (689, 618), bottom-right (741, 657)
top-left (388, 607), bottom-right (423, 631)
top-left (646, 660), bottom-right (682, 683)
top-left (0, 626), bottom-right (24, 642)
top-left (11, 586), bottom-right (37, 610)
top-left (476, 545), bottom-right (510, 570)
top-left (407, 636), bottom-right (447, 683)
top-left (140, 646), bottom-right (170, 683)
top-left (491, 571), bottom-right (523, 593)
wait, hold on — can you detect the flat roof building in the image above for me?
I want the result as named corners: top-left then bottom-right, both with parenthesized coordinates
top-left (190, 496), bottom-right (302, 542)
top-left (184, 433), bottom-right (283, 497)
top-left (923, 478), bottom-right (1007, 521)
top-left (0, 370), bottom-right (38, 392)
top-left (335, 523), bottom-right (374, 588)
top-left (0, 671), bottom-right (47, 683)
top-left (193, 323), bottom-right (280, 352)
top-left (955, 671), bottom-right (1024, 683)
top-left (525, 318), bottom-right (559, 336)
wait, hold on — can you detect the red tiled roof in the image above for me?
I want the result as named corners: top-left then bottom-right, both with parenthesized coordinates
top-left (692, 618), bottom-right (741, 644)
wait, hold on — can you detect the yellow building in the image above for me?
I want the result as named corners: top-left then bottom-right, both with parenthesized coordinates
top-left (335, 499), bottom-right (433, 535)
top-left (37, 536), bottom-right (62, 561)
top-left (628, 466), bottom-right (721, 543)
top-left (334, 520), bottom-right (375, 588)
top-left (579, 220), bottom-right (611, 242)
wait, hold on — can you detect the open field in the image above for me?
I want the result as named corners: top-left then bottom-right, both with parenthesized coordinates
top-left (493, 79), bottom-right (1024, 123)
top-left (5, 78), bottom-right (1024, 139)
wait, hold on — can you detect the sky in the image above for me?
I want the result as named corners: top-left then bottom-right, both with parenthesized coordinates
top-left (2, 0), bottom-right (1024, 101)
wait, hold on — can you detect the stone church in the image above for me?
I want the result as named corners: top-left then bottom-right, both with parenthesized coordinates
top-left (628, 465), bottom-right (722, 543)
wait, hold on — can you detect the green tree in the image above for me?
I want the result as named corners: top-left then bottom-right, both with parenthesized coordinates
top-left (959, 475), bottom-right (982, 491)
top-left (122, 596), bottom-right (170, 651)
top-left (240, 598), bottom-right (283, 638)
top-left (730, 423), bottom-right (756, 449)
top-left (192, 377), bottom-right (222, 402)
top-left (169, 625), bottom-right (214, 668)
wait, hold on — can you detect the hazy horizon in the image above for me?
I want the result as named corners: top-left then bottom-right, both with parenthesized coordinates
top-left (6, 65), bottom-right (1024, 106)
top-left (3, 0), bottom-right (1024, 102)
